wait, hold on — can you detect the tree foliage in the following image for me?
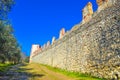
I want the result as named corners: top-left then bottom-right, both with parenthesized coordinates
top-left (0, 0), bottom-right (14, 20)
top-left (0, 0), bottom-right (21, 64)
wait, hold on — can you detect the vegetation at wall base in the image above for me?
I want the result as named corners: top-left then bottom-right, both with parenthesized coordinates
top-left (40, 64), bottom-right (106, 80)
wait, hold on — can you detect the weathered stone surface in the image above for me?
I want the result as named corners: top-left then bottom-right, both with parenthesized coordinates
top-left (47, 41), bottom-right (50, 47)
top-left (96, 0), bottom-right (108, 6)
top-left (52, 37), bottom-right (56, 44)
top-left (59, 28), bottom-right (65, 39)
top-left (97, 0), bottom-right (117, 12)
top-left (43, 44), bottom-right (45, 49)
top-left (30, 0), bottom-right (120, 79)
top-left (29, 44), bottom-right (41, 63)
top-left (82, 2), bottom-right (93, 24)
top-left (71, 24), bottom-right (81, 31)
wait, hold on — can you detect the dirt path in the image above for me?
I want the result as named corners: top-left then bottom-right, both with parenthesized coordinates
top-left (28, 63), bottom-right (76, 80)
top-left (0, 63), bottom-right (77, 80)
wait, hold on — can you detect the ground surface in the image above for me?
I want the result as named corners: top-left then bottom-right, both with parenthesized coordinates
top-left (0, 63), bottom-right (103, 80)
top-left (0, 63), bottom-right (78, 80)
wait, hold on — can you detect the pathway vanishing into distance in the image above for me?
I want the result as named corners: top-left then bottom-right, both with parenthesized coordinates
top-left (0, 63), bottom-right (76, 80)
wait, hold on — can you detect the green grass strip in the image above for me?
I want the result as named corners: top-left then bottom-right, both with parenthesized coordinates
top-left (40, 64), bottom-right (106, 80)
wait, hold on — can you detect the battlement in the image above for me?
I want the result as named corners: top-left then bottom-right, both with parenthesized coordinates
top-left (59, 28), bottom-right (66, 39)
top-left (30, 0), bottom-right (117, 56)
top-left (52, 36), bottom-right (56, 44)
top-left (82, 2), bottom-right (93, 24)
top-left (30, 0), bottom-right (118, 60)
top-left (29, 0), bottom-right (120, 79)
top-left (97, 0), bottom-right (117, 12)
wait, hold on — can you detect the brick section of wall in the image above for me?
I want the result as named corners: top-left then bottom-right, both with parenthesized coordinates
top-left (31, 0), bottom-right (120, 79)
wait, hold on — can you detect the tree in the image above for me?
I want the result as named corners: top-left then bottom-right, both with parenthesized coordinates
top-left (0, 21), bottom-right (21, 64)
top-left (0, 0), bottom-right (22, 64)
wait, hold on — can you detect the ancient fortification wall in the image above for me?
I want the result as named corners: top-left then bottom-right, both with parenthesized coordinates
top-left (30, 0), bottom-right (120, 79)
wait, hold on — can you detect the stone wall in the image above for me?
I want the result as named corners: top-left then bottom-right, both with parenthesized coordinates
top-left (30, 0), bottom-right (120, 79)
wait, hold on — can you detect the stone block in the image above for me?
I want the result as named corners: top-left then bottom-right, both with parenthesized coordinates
top-left (47, 41), bottom-right (50, 47)
top-left (59, 28), bottom-right (65, 39)
top-left (52, 37), bottom-right (56, 44)
top-left (82, 2), bottom-right (93, 24)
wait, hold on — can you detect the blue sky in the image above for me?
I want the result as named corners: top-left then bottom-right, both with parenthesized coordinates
top-left (9, 0), bottom-right (98, 56)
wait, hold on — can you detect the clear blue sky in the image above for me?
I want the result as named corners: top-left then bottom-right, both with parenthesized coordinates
top-left (9, 0), bottom-right (98, 56)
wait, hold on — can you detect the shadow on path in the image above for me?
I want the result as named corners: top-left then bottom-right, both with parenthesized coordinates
top-left (0, 63), bottom-right (44, 80)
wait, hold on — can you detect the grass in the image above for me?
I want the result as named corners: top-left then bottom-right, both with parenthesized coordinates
top-left (17, 63), bottom-right (46, 80)
top-left (0, 63), bottom-right (14, 73)
top-left (40, 64), bottom-right (106, 80)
